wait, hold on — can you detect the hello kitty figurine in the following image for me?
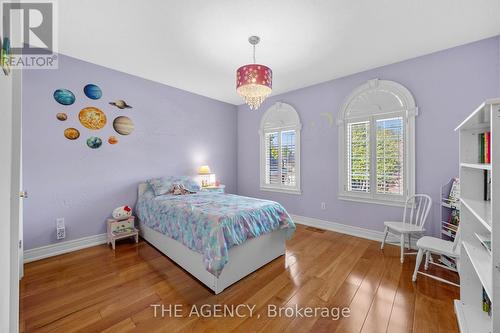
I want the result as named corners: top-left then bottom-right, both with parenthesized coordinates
top-left (112, 205), bottom-right (132, 221)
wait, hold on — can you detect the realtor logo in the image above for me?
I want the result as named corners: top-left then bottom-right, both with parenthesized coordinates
top-left (1, 1), bottom-right (58, 70)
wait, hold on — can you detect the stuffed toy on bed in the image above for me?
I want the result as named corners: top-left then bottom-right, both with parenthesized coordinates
top-left (170, 183), bottom-right (195, 195)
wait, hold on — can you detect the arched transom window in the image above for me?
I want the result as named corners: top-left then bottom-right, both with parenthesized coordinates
top-left (338, 79), bottom-right (417, 206)
top-left (259, 102), bottom-right (301, 194)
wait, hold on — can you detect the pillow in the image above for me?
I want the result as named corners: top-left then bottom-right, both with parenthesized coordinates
top-left (146, 177), bottom-right (172, 196)
top-left (147, 176), bottom-right (200, 196)
top-left (181, 177), bottom-right (201, 192)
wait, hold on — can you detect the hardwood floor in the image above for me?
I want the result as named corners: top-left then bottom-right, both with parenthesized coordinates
top-left (20, 224), bottom-right (460, 332)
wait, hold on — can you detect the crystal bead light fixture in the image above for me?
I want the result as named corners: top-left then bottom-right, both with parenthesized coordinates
top-left (236, 36), bottom-right (272, 110)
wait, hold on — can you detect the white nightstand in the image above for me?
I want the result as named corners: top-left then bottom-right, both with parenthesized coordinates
top-left (200, 185), bottom-right (225, 194)
top-left (107, 216), bottom-right (138, 250)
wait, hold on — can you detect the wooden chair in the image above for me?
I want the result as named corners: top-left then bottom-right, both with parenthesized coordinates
top-left (380, 194), bottom-right (432, 263)
top-left (412, 227), bottom-right (460, 287)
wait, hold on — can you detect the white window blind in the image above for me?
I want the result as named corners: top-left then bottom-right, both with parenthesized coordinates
top-left (265, 131), bottom-right (297, 186)
top-left (346, 117), bottom-right (405, 196)
top-left (265, 132), bottom-right (280, 185)
top-left (281, 131), bottom-right (296, 186)
top-left (347, 121), bottom-right (370, 192)
top-left (376, 117), bottom-right (404, 195)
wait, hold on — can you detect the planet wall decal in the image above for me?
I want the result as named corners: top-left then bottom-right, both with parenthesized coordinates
top-left (56, 113), bottom-right (68, 121)
top-left (79, 107), bottom-right (107, 130)
top-left (109, 100), bottom-right (132, 109)
top-left (64, 128), bottom-right (80, 140)
top-left (83, 84), bottom-right (102, 100)
top-left (108, 136), bottom-right (118, 144)
top-left (86, 136), bottom-right (103, 149)
top-left (53, 89), bottom-right (76, 105)
top-left (113, 116), bottom-right (134, 135)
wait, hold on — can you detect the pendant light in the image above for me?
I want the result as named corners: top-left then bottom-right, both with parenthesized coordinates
top-left (236, 36), bottom-right (272, 110)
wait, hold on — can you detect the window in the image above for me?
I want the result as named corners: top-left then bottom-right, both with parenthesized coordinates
top-left (339, 79), bottom-right (416, 206)
top-left (260, 102), bottom-right (301, 194)
top-left (376, 117), bottom-right (404, 195)
top-left (347, 121), bottom-right (370, 193)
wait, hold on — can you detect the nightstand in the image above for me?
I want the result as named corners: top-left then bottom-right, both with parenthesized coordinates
top-left (107, 216), bottom-right (138, 250)
top-left (200, 185), bottom-right (225, 194)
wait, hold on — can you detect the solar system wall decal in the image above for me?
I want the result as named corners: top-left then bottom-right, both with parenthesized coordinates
top-left (54, 89), bottom-right (76, 105)
top-left (113, 116), bottom-right (134, 135)
top-left (79, 107), bottom-right (107, 130)
top-left (86, 136), bottom-right (103, 149)
top-left (109, 99), bottom-right (132, 109)
top-left (53, 83), bottom-right (135, 149)
top-left (64, 128), bottom-right (80, 140)
top-left (83, 84), bottom-right (102, 100)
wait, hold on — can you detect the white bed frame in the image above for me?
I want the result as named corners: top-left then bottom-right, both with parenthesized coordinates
top-left (137, 183), bottom-right (287, 294)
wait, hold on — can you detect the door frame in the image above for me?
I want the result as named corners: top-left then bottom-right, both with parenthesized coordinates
top-left (10, 69), bottom-right (23, 333)
top-left (0, 69), bottom-right (21, 333)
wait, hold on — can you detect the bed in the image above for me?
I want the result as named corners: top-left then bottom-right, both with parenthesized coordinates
top-left (135, 180), bottom-right (295, 294)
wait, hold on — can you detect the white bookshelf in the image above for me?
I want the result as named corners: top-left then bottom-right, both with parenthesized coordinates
top-left (455, 98), bottom-right (500, 333)
top-left (461, 163), bottom-right (492, 171)
top-left (460, 198), bottom-right (491, 232)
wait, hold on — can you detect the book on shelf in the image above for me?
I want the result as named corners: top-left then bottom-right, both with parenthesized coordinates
top-left (478, 131), bottom-right (491, 164)
top-left (484, 170), bottom-right (491, 201)
top-left (483, 287), bottom-right (492, 317)
top-left (447, 209), bottom-right (460, 226)
top-left (442, 221), bottom-right (458, 231)
top-left (439, 255), bottom-right (456, 269)
top-left (475, 233), bottom-right (492, 254)
top-left (441, 228), bottom-right (455, 238)
top-left (485, 132), bottom-right (491, 163)
top-left (447, 177), bottom-right (460, 207)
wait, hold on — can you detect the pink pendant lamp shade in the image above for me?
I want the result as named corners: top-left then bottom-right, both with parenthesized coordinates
top-left (236, 36), bottom-right (273, 110)
top-left (236, 64), bottom-right (272, 110)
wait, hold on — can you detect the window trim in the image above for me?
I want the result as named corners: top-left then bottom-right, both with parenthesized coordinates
top-left (338, 79), bottom-right (416, 206)
top-left (259, 102), bottom-right (302, 195)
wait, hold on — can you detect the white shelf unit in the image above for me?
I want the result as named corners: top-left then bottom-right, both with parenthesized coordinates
top-left (455, 99), bottom-right (500, 333)
top-left (461, 163), bottom-right (492, 171)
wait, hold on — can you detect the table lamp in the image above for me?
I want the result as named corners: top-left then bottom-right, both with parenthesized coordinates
top-left (198, 165), bottom-right (215, 187)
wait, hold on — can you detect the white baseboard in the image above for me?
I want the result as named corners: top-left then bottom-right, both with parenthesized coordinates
top-left (291, 214), bottom-right (417, 248)
top-left (23, 233), bottom-right (107, 263)
top-left (23, 215), bottom-right (415, 263)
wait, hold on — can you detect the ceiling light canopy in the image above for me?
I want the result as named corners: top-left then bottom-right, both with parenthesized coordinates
top-left (236, 36), bottom-right (272, 110)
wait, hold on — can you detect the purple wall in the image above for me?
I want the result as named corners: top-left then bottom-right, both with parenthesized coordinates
top-left (23, 54), bottom-right (237, 250)
top-left (23, 36), bottom-right (500, 250)
top-left (498, 37), bottom-right (500, 96)
top-left (237, 36), bottom-right (500, 237)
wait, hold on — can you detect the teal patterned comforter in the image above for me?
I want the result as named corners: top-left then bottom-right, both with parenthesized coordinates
top-left (136, 187), bottom-right (295, 277)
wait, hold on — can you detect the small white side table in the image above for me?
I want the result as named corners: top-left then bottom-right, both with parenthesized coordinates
top-left (107, 216), bottom-right (138, 250)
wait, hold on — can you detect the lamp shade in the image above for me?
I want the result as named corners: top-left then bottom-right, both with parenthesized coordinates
top-left (198, 165), bottom-right (212, 175)
top-left (236, 64), bottom-right (272, 110)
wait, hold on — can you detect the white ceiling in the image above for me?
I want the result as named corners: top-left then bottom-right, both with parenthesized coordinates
top-left (58, 0), bottom-right (500, 105)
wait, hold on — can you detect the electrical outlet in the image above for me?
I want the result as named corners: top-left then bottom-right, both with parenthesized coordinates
top-left (56, 218), bottom-right (65, 240)
top-left (56, 227), bottom-right (65, 240)
top-left (321, 202), bottom-right (326, 210)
